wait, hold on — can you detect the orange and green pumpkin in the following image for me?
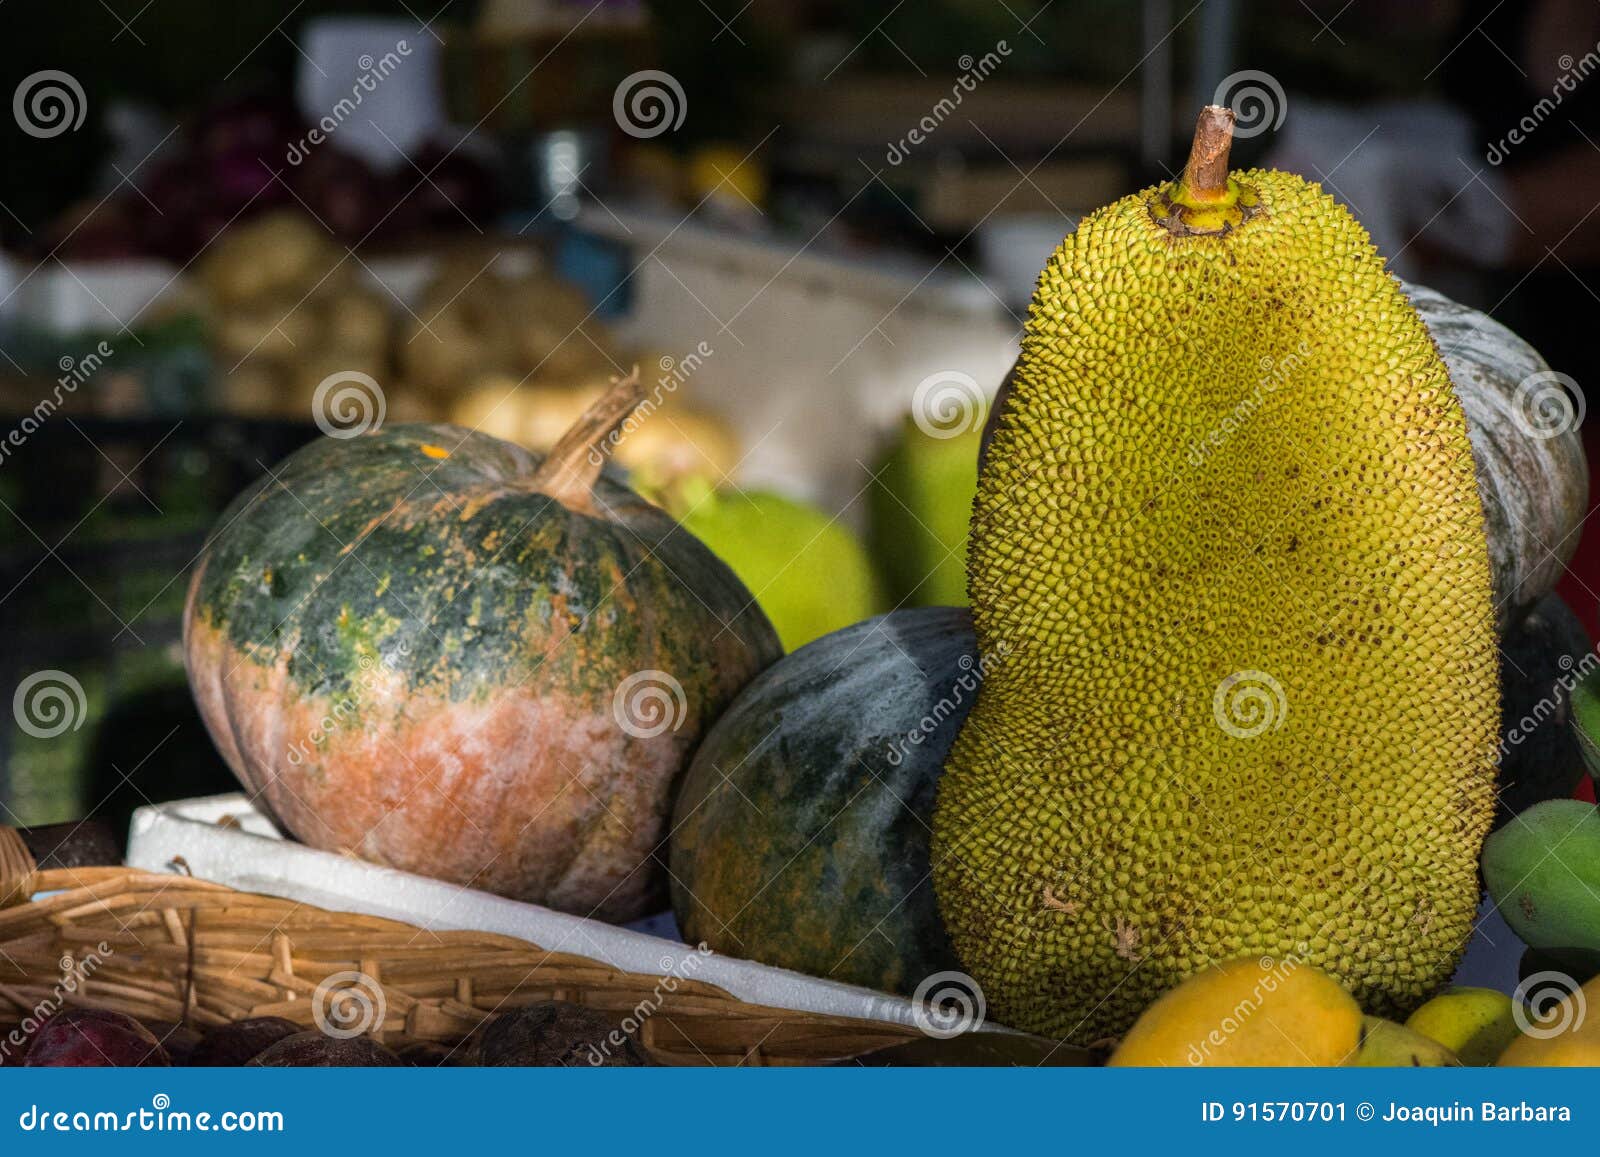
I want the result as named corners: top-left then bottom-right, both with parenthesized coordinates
top-left (184, 376), bottom-right (781, 923)
top-left (670, 607), bottom-right (969, 995)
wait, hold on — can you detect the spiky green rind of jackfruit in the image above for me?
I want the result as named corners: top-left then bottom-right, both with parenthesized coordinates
top-left (931, 169), bottom-right (1499, 1043)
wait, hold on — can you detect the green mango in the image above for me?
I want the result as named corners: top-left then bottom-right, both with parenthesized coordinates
top-left (1571, 664), bottom-right (1600, 781)
top-left (670, 479), bottom-right (883, 653)
top-left (868, 417), bottom-right (982, 608)
top-left (1483, 799), bottom-right (1600, 960)
top-left (1349, 1016), bottom-right (1461, 1067)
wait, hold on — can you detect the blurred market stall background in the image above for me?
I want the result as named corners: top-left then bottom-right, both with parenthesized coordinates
top-left (0, 0), bottom-right (1596, 857)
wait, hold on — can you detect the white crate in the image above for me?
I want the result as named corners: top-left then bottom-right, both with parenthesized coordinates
top-left (576, 207), bottom-right (1020, 510)
top-left (125, 793), bottom-right (986, 1034)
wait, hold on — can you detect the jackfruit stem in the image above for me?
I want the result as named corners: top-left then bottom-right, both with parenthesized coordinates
top-left (529, 366), bottom-right (643, 514)
top-left (1180, 106), bottom-right (1235, 202)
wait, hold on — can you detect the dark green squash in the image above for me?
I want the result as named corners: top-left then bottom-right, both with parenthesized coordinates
top-left (185, 376), bottom-right (781, 923)
top-left (1496, 593), bottom-right (1589, 826)
top-left (669, 607), bottom-right (971, 996)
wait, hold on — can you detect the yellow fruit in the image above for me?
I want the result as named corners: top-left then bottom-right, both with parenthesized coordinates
top-left (932, 107), bottom-right (1498, 1041)
top-left (1405, 986), bottom-right (1522, 1065)
top-left (687, 144), bottom-right (767, 211)
top-left (1350, 1016), bottom-right (1460, 1066)
top-left (1497, 975), bottom-right (1600, 1065)
top-left (1109, 957), bottom-right (1361, 1067)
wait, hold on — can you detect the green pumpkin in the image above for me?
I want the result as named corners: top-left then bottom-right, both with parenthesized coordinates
top-left (670, 607), bottom-right (970, 996)
top-left (184, 378), bottom-right (781, 922)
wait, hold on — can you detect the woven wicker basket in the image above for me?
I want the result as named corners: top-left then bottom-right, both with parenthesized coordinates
top-left (0, 827), bottom-right (922, 1065)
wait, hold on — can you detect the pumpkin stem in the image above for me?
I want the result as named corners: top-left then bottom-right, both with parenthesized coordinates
top-left (528, 366), bottom-right (645, 514)
top-left (1179, 105), bottom-right (1235, 202)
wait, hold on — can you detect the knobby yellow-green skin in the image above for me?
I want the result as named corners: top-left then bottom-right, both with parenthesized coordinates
top-left (932, 168), bottom-right (1500, 1042)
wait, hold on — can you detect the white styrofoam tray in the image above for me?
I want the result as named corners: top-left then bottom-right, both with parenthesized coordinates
top-left (125, 793), bottom-right (986, 1034)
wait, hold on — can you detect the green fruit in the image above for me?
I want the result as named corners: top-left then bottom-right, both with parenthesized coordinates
top-left (869, 417), bottom-right (981, 607)
top-left (1404, 987), bottom-right (1521, 1065)
top-left (1349, 1016), bottom-right (1460, 1067)
top-left (932, 108), bottom-right (1498, 1041)
top-left (669, 608), bottom-right (968, 996)
top-left (1570, 663), bottom-right (1600, 781)
top-left (671, 479), bottom-right (882, 652)
top-left (1483, 800), bottom-right (1600, 960)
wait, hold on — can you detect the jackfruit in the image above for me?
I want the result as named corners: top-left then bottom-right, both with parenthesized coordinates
top-left (931, 107), bottom-right (1499, 1042)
